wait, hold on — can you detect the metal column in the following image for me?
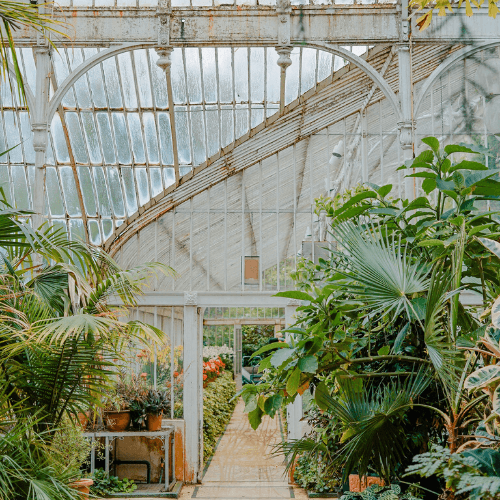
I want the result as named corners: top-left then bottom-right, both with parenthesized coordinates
top-left (233, 324), bottom-right (242, 391)
top-left (182, 292), bottom-right (203, 483)
top-left (285, 300), bottom-right (303, 441)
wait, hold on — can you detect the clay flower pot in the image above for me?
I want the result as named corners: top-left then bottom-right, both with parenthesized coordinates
top-left (77, 412), bottom-right (90, 429)
top-left (105, 410), bottom-right (131, 431)
top-left (70, 478), bottom-right (93, 498)
top-left (147, 412), bottom-right (163, 431)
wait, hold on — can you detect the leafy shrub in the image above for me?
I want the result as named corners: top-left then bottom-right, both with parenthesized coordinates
top-left (203, 371), bottom-right (237, 462)
top-left (340, 484), bottom-right (420, 500)
top-left (406, 445), bottom-right (500, 500)
top-left (90, 468), bottom-right (137, 496)
top-left (294, 454), bottom-right (341, 493)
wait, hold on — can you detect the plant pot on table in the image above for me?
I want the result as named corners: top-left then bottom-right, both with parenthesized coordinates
top-left (147, 412), bottom-right (163, 431)
top-left (69, 478), bottom-right (93, 498)
top-left (105, 410), bottom-right (131, 431)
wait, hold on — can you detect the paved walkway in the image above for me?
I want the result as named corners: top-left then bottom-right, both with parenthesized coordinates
top-left (117, 399), bottom-right (307, 500)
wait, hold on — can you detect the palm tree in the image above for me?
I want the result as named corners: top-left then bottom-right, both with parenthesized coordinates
top-left (1, 1), bottom-right (65, 105)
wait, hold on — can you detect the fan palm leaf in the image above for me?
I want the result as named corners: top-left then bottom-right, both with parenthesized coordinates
top-left (332, 222), bottom-right (430, 322)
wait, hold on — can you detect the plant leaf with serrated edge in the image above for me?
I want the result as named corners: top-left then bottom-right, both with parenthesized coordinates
top-left (298, 355), bottom-right (318, 373)
top-left (270, 347), bottom-right (295, 368)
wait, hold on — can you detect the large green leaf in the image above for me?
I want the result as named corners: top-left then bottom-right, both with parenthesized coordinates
top-left (273, 290), bottom-right (313, 302)
top-left (270, 348), bottom-right (295, 368)
top-left (263, 394), bottom-right (283, 418)
top-left (248, 407), bottom-right (263, 430)
top-left (421, 137), bottom-right (440, 152)
top-left (286, 367), bottom-right (301, 396)
top-left (465, 365), bottom-right (500, 390)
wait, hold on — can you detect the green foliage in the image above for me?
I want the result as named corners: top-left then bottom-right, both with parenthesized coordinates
top-left (242, 324), bottom-right (275, 360)
top-left (203, 371), bottom-right (237, 463)
top-left (90, 468), bottom-right (137, 496)
top-left (294, 453), bottom-right (341, 493)
top-left (240, 137), bottom-right (500, 492)
top-left (406, 445), bottom-right (500, 500)
top-left (144, 389), bottom-right (171, 416)
top-left (340, 483), bottom-right (420, 500)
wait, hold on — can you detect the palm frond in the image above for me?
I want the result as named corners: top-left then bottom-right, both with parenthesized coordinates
top-left (332, 221), bottom-right (430, 323)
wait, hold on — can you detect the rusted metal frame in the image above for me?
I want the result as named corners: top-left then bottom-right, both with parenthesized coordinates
top-left (246, 47), bottom-right (252, 132)
top-left (264, 47), bottom-right (268, 118)
top-left (89, 49), bottom-right (111, 242)
top-left (204, 318), bottom-right (286, 326)
top-left (198, 48), bottom-right (210, 162)
top-left (224, 177), bottom-right (228, 291)
top-left (147, 50), bottom-right (167, 197)
top-left (189, 198), bottom-right (193, 291)
top-left (82, 51), bottom-right (105, 244)
top-left (231, 47), bottom-right (237, 151)
top-left (114, 52), bottom-right (139, 216)
top-left (130, 50), bottom-right (152, 205)
top-left (214, 48), bottom-right (223, 157)
top-left (258, 160), bottom-right (263, 292)
top-left (105, 45), bottom-right (400, 252)
top-left (308, 126), bottom-right (314, 263)
top-left (241, 169), bottom-right (245, 292)
top-left (164, 54), bottom-right (181, 186)
top-left (169, 305), bottom-right (174, 419)
top-left (276, 149), bottom-right (280, 291)
top-left (171, 209), bottom-right (176, 291)
top-left (96, 50), bottom-right (124, 231)
top-left (145, 48), bottom-right (163, 196)
top-left (180, 48), bottom-right (196, 172)
top-left (121, 51), bottom-right (143, 213)
top-left (206, 184), bottom-right (211, 291)
top-left (49, 57), bottom-right (91, 243)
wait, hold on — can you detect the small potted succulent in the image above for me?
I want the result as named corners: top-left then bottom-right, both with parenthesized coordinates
top-left (144, 389), bottom-right (170, 431)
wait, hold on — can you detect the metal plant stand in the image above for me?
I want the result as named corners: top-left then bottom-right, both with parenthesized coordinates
top-left (83, 428), bottom-right (176, 492)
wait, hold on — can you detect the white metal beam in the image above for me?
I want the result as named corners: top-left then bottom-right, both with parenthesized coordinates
top-left (109, 291), bottom-right (294, 307)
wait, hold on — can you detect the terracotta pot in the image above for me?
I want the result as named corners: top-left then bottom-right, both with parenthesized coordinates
top-left (147, 412), bottom-right (163, 431)
top-left (348, 474), bottom-right (384, 492)
top-left (105, 410), bottom-right (131, 431)
top-left (77, 412), bottom-right (89, 429)
top-left (70, 478), bottom-right (93, 498)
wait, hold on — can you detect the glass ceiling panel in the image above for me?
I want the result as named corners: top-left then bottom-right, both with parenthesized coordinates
top-left (57, 0), bottom-right (396, 6)
top-left (1, 44), bottom-right (369, 244)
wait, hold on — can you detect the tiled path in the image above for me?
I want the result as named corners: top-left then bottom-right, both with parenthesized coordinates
top-left (116, 399), bottom-right (308, 500)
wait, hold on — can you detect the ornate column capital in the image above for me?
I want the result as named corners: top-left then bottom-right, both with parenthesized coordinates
top-left (184, 292), bottom-right (198, 306)
top-left (155, 46), bottom-right (173, 73)
top-left (32, 123), bottom-right (48, 154)
top-left (276, 46), bottom-right (293, 71)
top-left (276, 0), bottom-right (291, 47)
top-left (397, 121), bottom-right (413, 151)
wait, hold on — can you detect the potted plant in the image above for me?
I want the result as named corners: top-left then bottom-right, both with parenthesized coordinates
top-left (144, 389), bottom-right (170, 431)
top-left (103, 394), bottom-right (131, 432)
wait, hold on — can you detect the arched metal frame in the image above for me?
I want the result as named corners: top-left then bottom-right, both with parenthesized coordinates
top-left (414, 41), bottom-right (500, 118)
top-left (24, 41), bottom-right (404, 256)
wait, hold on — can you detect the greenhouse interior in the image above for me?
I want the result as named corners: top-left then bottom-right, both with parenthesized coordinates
top-left (2, 0), bottom-right (500, 499)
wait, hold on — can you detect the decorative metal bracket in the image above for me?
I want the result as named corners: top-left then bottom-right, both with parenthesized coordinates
top-left (276, 0), bottom-right (292, 48)
top-left (157, 0), bottom-right (172, 49)
top-left (397, 121), bottom-right (413, 151)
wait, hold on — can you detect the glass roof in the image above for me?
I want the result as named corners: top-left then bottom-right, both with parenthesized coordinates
top-left (0, 44), bottom-right (368, 245)
top-left (54, 1), bottom-right (396, 7)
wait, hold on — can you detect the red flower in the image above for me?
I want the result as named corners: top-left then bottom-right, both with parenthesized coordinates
top-left (140, 372), bottom-right (147, 379)
top-left (203, 374), bottom-right (207, 380)
top-left (174, 371), bottom-right (179, 377)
